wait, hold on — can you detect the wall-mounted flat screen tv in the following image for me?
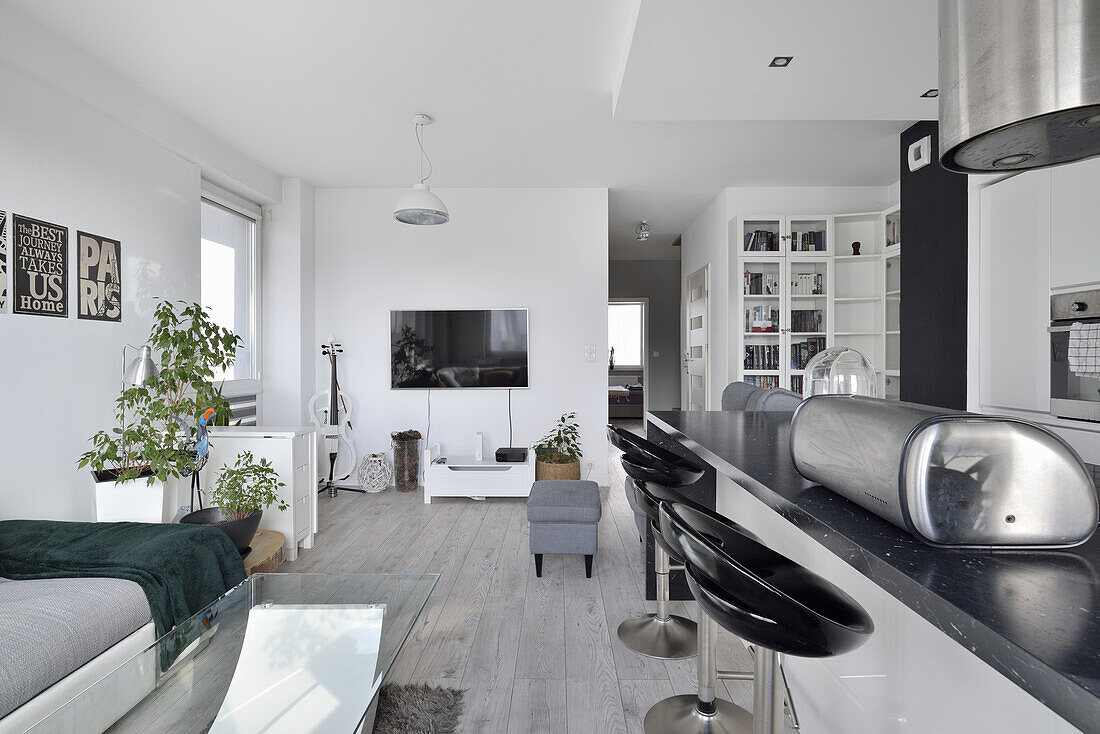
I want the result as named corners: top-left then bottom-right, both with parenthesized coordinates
top-left (390, 309), bottom-right (529, 389)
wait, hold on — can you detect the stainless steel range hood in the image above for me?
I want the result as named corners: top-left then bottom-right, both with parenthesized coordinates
top-left (939, 0), bottom-right (1100, 173)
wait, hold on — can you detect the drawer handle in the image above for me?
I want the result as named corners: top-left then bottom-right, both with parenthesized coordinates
top-left (446, 466), bottom-right (511, 472)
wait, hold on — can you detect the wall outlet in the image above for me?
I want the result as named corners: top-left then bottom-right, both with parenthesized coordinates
top-left (586, 460), bottom-right (595, 470)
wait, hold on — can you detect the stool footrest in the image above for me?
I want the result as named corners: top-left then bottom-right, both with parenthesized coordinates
top-left (715, 670), bottom-right (753, 681)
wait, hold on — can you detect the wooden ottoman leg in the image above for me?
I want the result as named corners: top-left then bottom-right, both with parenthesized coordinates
top-left (534, 553), bottom-right (543, 578)
top-left (585, 554), bottom-right (594, 578)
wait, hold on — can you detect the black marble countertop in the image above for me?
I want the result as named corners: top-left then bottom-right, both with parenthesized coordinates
top-left (648, 409), bottom-right (1100, 733)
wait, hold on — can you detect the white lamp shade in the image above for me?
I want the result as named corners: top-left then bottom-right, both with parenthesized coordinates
top-left (393, 183), bottom-right (449, 225)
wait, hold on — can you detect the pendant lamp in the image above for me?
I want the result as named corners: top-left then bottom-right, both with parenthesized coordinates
top-left (394, 114), bottom-right (449, 225)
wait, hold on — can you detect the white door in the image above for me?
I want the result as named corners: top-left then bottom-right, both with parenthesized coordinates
top-left (683, 265), bottom-right (709, 410)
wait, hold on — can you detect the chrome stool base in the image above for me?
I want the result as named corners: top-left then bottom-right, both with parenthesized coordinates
top-left (643, 695), bottom-right (753, 734)
top-left (617, 613), bottom-right (698, 659)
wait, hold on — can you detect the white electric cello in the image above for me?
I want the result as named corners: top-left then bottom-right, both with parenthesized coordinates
top-left (309, 338), bottom-right (362, 495)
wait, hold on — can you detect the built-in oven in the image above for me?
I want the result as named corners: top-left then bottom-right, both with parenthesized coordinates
top-left (1051, 288), bottom-right (1100, 422)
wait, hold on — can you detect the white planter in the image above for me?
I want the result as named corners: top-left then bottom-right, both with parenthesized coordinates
top-left (94, 475), bottom-right (170, 523)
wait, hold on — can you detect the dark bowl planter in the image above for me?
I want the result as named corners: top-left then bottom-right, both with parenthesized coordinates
top-left (180, 507), bottom-right (262, 556)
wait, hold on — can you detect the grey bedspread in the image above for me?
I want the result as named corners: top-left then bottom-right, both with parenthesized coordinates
top-left (0, 576), bottom-right (151, 718)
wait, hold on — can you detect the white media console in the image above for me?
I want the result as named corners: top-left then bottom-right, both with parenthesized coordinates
top-left (422, 444), bottom-right (535, 504)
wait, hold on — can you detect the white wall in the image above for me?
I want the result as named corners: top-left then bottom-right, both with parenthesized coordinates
top-left (681, 187), bottom-right (892, 406)
top-left (0, 3), bottom-right (281, 206)
top-left (314, 188), bottom-right (611, 484)
top-left (262, 179), bottom-right (316, 425)
top-left (0, 60), bottom-right (200, 520)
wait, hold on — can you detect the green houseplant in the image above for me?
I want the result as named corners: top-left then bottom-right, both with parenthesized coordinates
top-left (181, 450), bottom-right (287, 554)
top-left (533, 412), bottom-right (582, 481)
top-left (78, 299), bottom-right (241, 521)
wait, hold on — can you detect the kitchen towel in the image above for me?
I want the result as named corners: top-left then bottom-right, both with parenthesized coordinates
top-left (1068, 322), bottom-right (1100, 379)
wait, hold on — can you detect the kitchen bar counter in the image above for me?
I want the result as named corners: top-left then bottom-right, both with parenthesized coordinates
top-left (647, 409), bottom-right (1098, 733)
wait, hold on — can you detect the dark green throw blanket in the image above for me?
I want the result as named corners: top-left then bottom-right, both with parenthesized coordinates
top-left (0, 520), bottom-right (246, 638)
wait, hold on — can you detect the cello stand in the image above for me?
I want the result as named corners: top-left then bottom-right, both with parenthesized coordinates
top-left (319, 452), bottom-right (366, 497)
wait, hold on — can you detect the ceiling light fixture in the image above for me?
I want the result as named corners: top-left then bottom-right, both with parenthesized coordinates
top-left (394, 113), bottom-right (449, 225)
top-left (636, 221), bottom-right (651, 241)
top-left (769, 56), bottom-right (793, 68)
top-left (921, 88), bottom-right (939, 98)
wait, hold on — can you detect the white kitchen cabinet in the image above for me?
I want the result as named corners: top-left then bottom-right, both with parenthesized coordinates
top-left (978, 170), bottom-right (1051, 413)
top-left (1050, 156), bottom-right (1100, 290)
top-left (202, 426), bottom-right (317, 561)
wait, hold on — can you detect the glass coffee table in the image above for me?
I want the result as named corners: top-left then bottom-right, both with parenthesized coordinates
top-left (28, 573), bottom-right (438, 734)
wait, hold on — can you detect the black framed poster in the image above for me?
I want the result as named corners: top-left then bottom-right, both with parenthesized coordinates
top-left (12, 214), bottom-right (68, 317)
top-left (0, 210), bottom-right (7, 313)
top-left (77, 231), bottom-right (121, 322)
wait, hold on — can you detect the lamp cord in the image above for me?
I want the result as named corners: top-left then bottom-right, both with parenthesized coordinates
top-left (416, 122), bottom-right (434, 185)
top-left (508, 388), bottom-right (513, 447)
top-left (426, 389), bottom-right (431, 447)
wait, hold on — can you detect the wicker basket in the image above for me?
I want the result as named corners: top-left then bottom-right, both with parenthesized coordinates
top-left (535, 457), bottom-right (581, 481)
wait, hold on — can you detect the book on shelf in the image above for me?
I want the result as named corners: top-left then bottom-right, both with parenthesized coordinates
top-left (790, 375), bottom-right (804, 394)
top-left (743, 344), bottom-right (780, 371)
top-left (744, 229), bottom-right (779, 252)
top-left (745, 304), bottom-right (779, 332)
top-left (744, 270), bottom-right (779, 295)
top-left (789, 272), bottom-right (824, 296)
top-left (790, 309), bottom-right (823, 333)
top-left (790, 336), bottom-right (827, 370)
top-left (789, 229), bottom-right (826, 252)
top-left (745, 375), bottom-right (779, 389)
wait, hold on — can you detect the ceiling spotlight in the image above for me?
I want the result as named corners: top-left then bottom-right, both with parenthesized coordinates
top-left (769, 56), bottom-right (793, 68)
top-left (636, 221), bottom-right (651, 241)
top-left (394, 113), bottom-right (450, 225)
top-left (921, 88), bottom-right (939, 98)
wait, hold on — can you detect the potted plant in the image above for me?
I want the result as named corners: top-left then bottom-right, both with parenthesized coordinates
top-left (78, 300), bottom-right (240, 522)
top-left (533, 412), bottom-right (583, 481)
top-left (181, 450), bottom-right (287, 554)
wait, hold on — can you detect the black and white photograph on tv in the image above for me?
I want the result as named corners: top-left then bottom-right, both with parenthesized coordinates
top-left (390, 308), bottom-right (529, 388)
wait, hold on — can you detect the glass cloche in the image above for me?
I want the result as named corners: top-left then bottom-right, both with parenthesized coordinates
top-left (802, 346), bottom-right (878, 398)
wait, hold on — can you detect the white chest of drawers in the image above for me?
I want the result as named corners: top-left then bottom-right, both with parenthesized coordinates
top-left (203, 427), bottom-right (318, 561)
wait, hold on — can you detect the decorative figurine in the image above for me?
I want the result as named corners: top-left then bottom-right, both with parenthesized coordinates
top-left (851, 241), bottom-right (861, 256)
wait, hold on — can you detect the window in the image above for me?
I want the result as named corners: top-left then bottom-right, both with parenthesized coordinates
top-left (608, 301), bottom-right (644, 367)
top-left (201, 194), bottom-right (259, 383)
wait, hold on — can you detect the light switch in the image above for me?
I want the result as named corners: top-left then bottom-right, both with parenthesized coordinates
top-left (584, 344), bottom-right (597, 362)
top-left (652, 350), bottom-right (660, 357)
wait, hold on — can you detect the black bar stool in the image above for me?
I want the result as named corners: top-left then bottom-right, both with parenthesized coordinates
top-left (654, 500), bottom-right (874, 734)
top-left (607, 425), bottom-right (705, 660)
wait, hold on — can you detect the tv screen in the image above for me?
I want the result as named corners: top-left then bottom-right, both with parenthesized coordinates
top-left (390, 309), bottom-right (529, 389)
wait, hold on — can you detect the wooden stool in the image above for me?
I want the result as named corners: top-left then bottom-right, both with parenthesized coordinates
top-left (243, 530), bottom-right (285, 575)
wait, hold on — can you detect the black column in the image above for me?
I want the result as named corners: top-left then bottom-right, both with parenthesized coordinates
top-left (900, 121), bottom-right (969, 409)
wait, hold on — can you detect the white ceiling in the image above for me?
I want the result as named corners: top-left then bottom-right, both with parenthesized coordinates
top-left (614, 0), bottom-right (939, 122)
top-left (4, 1), bottom-right (937, 260)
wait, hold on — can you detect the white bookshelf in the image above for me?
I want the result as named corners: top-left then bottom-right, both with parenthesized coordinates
top-left (732, 205), bottom-right (899, 397)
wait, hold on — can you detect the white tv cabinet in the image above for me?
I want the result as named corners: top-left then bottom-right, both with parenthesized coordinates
top-left (422, 448), bottom-right (535, 504)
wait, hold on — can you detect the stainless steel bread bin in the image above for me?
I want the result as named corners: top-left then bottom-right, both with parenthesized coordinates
top-left (789, 395), bottom-right (1098, 548)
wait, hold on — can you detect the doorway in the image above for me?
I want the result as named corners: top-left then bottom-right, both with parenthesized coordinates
top-left (683, 265), bottom-right (709, 411)
top-left (608, 298), bottom-right (648, 432)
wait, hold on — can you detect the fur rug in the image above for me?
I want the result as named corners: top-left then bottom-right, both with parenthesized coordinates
top-left (372, 683), bottom-right (466, 734)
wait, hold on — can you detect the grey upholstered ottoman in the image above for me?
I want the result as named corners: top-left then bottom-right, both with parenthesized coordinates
top-left (526, 480), bottom-right (602, 578)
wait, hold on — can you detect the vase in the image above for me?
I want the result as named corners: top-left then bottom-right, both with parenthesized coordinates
top-left (358, 453), bottom-right (393, 493)
top-left (392, 438), bottom-right (421, 492)
top-left (180, 507), bottom-right (263, 555)
top-left (535, 457), bottom-right (581, 481)
top-left (92, 471), bottom-right (170, 523)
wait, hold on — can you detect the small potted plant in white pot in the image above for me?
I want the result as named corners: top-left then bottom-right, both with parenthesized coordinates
top-left (181, 450), bottom-right (287, 555)
top-left (533, 412), bottom-right (583, 481)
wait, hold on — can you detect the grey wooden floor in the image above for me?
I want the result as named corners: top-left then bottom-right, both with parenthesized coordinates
top-left (282, 452), bottom-right (762, 734)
